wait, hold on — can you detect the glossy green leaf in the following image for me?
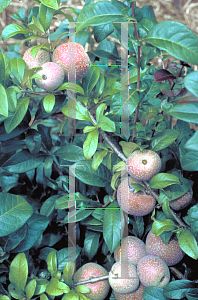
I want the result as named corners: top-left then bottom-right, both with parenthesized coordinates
top-left (4, 97), bottom-right (29, 134)
top-left (145, 21), bottom-right (198, 65)
top-left (188, 204), bottom-right (198, 240)
top-left (184, 71), bottom-right (198, 98)
top-left (63, 261), bottom-right (75, 280)
top-left (96, 104), bottom-right (107, 122)
top-left (83, 67), bottom-right (100, 97)
top-left (181, 151), bottom-right (198, 171)
top-left (150, 173), bottom-right (181, 189)
top-left (73, 160), bottom-right (111, 187)
top-left (0, 0), bottom-right (12, 13)
top-left (40, 0), bottom-right (59, 10)
top-left (83, 129), bottom-right (99, 159)
top-left (164, 280), bottom-right (197, 299)
top-left (103, 202), bottom-right (123, 253)
top-left (38, 4), bottom-right (55, 32)
top-left (97, 116), bottom-right (115, 132)
top-left (6, 87), bottom-right (17, 113)
top-left (91, 150), bottom-right (108, 171)
top-left (46, 278), bottom-right (70, 296)
top-left (151, 129), bottom-right (179, 151)
top-left (0, 193), bottom-right (33, 237)
top-left (2, 149), bottom-right (45, 173)
top-left (43, 95), bottom-right (55, 113)
top-left (2, 24), bottom-right (29, 41)
top-left (10, 57), bottom-right (26, 84)
top-left (57, 83), bottom-right (84, 95)
top-left (0, 84), bottom-right (8, 117)
top-left (47, 251), bottom-right (57, 276)
top-left (168, 103), bottom-right (198, 123)
top-left (62, 99), bottom-right (92, 122)
top-left (177, 228), bottom-right (198, 259)
top-left (9, 253), bottom-right (28, 291)
top-left (25, 279), bottom-right (37, 299)
top-left (0, 52), bottom-right (11, 86)
top-left (84, 231), bottom-right (100, 260)
top-left (185, 131), bottom-right (198, 151)
top-left (152, 219), bottom-right (177, 236)
top-left (55, 145), bottom-right (85, 162)
top-left (122, 66), bottom-right (149, 84)
top-left (28, 16), bottom-right (45, 33)
top-left (76, 1), bottom-right (129, 32)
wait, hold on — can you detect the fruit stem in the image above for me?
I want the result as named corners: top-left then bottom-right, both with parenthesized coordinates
top-left (74, 275), bottom-right (109, 286)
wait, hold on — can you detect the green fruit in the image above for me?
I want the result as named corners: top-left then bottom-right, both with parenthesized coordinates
top-left (109, 261), bottom-right (139, 294)
top-left (73, 263), bottom-right (110, 300)
top-left (117, 177), bottom-right (156, 216)
top-left (146, 230), bottom-right (185, 266)
top-left (22, 47), bottom-right (50, 69)
top-left (114, 284), bottom-right (145, 300)
top-left (170, 189), bottom-right (193, 211)
top-left (52, 42), bottom-right (91, 81)
top-left (35, 62), bottom-right (64, 91)
top-left (126, 150), bottom-right (161, 181)
top-left (137, 255), bottom-right (170, 288)
top-left (114, 236), bottom-right (146, 266)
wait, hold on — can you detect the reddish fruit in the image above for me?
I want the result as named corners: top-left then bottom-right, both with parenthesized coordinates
top-left (137, 255), bottom-right (170, 288)
top-left (73, 263), bottom-right (110, 300)
top-left (109, 261), bottom-right (139, 294)
top-left (146, 230), bottom-right (185, 266)
top-left (22, 47), bottom-right (50, 69)
top-left (169, 189), bottom-right (193, 211)
top-left (117, 177), bottom-right (156, 216)
top-left (114, 284), bottom-right (145, 300)
top-left (35, 62), bottom-right (64, 91)
top-left (114, 236), bottom-right (146, 266)
top-left (52, 42), bottom-right (91, 81)
top-left (126, 150), bottom-right (161, 181)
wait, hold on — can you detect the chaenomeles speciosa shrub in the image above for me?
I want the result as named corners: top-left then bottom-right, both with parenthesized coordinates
top-left (0, 0), bottom-right (198, 299)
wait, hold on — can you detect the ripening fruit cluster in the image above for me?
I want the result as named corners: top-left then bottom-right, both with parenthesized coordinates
top-left (117, 149), bottom-right (193, 216)
top-left (22, 42), bottom-right (91, 91)
top-left (73, 232), bottom-right (185, 300)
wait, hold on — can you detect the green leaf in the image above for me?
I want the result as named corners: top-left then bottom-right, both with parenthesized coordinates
top-left (4, 97), bottom-right (29, 134)
top-left (6, 87), bottom-right (17, 113)
top-left (0, 52), bottom-right (11, 86)
top-left (9, 253), bottom-right (28, 292)
top-left (184, 71), bottom-right (198, 98)
top-left (177, 228), bottom-right (198, 259)
top-left (185, 131), bottom-right (198, 151)
top-left (2, 149), bottom-right (45, 173)
top-left (38, 4), bottom-right (55, 32)
top-left (145, 21), bottom-right (198, 65)
top-left (96, 104), bottom-right (107, 122)
top-left (0, 0), bottom-right (12, 13)
top-left (43, 95), bottom-right (55, 113)
top-left (168, 103), bottom-right (198, 123)
top-left (92, 150), bottom-right (108, 171)
top-left (122, 66), bottom-right (149, 84)
top-left (62, 290), bottom-right (80, 300)
top-left (164, 280), bottom-right (198, 299)
top-left (84, 232), bottom-right (100, 260)
top-left (57, 82), bottom-right (84, 95)
top-left (83, 126), bottom-right (96, 133)
top-left (152, 219), bottom-right (177, 236)
top-left (76, 1), bottom-right (128, 32)
top-left (0, 193), bottom-right (33, 237)
top-left (75, 285), bottom-right (90, 294)
top-left (28, 16), bottom-right (45, 33)
top-left (0, 84), bottom-right (8, 117)
top-left (73, 160), bottom-right (111, 187)
top-left (103, 202), bottom-right (123, 253)
top-left (83, 67), bottom-right (100, 97)
top-left (97, 116), bottom-right (115, 132)
top-left (151, 129), bottom-right (179, 151)
top-left (40, 0), bottom-right (59, 10)
top-left (46, 278), bottom-right (70, 296)
top-left (181, 151), bottom-right (198, 171)
top-left (2, 24), bottom-right (29, 41)
top-left (150, 173), bottom-right (181, 189)
top-left (62, 99), bottom-right (92, 122)
top-left (83, 129), bottom-right (99, 159)
top-left (63, 261), bottom-right (75, 280)
top-left (55, 145), bottom-right (85, 162)
top-left (47, 251), bottom-right (57, 276)
top-left (10, 58), bottom-right (26, 84)
top-left (188, 204), bottom-right (198, 240)
top-left (25, 279), bottom-right (37, 299)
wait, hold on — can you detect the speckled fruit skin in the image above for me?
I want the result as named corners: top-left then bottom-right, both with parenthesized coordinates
top-left (114, 284), bottom-right (145, 300)
top-left (73, 263), bottom-right (110, 300)
top-left (114, 236), bottom-right (146, 266)
top-left (109, 261), bottom-right (139, 294)
top-left (137, 255), bottom-right (170, 288)
top-left (22, 47), bottom-right (50, 69)
top-left (170, 189), bottom-right (193, 211)
top-left (35, 62), bottom-right (64, 91)
top-left (146, 230), bottom-right (185, 266)
top-left (117, 177), bottom-right (156, 216)
top-left (52, 42), bottom-right (91, 81)
top-left (126, 150), bottom-right (161, 181)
